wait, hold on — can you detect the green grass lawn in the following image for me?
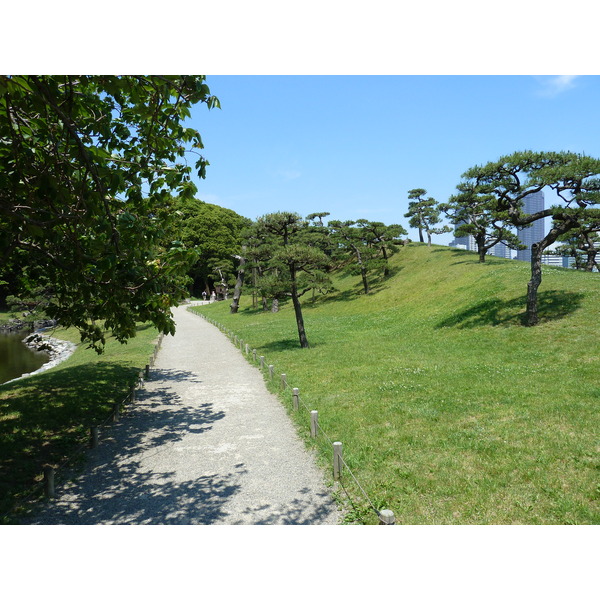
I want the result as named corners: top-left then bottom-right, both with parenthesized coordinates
top-left (191, 244), bottom-right (600, 524)
top-left (0, 323), bottom-right (160, 522)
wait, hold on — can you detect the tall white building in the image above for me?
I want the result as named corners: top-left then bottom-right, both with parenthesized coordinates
top-left (449, 224), bottom-right (513, 258)
top-left (448, 224), bottom-right (477, 251)
top-left (541, 254), bottom-right (575, 268)
top-left (516, 191), bottom-right (545, 262)
top-left (491, 241), bottom-right (512, 259)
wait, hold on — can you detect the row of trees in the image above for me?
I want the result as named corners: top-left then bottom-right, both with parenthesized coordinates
top-left (231, 212), bottom-right (407, 348)
top-left (231, 151), bottom-right (600, 345)
top-left (2, 76), bottom-right (598, 350)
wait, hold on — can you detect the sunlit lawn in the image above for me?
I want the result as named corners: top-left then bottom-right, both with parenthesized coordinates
top-left (192, 244), bottom-right (600, 524)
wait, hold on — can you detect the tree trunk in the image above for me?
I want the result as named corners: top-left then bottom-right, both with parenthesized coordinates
top-left (427, 231), bottom-right (432, 246)
top-left (418, 228), bottom-right (424, 243)
top-left (289, 265), bottom-right (309, 348)
top-left (271, 298), bottom-right (279, 313)
top-left (526, 242), bottom-right (544, 326)
top-left (229, 252), bottom-right (246, 314)
top-left (352, 244), bottom-right (370, 294)
top-left (360, 265), bottom-right (369, 294)
top-left (476, 233), bottom-right (486, 263)
top-left (382, 247), bottom-right (389, 277)
top-left (520, 214), bottom-right (579, 325)
top-left (252, 263), bottom-right (258, 308)
top-left (584, 238), bottom-right (597, 271)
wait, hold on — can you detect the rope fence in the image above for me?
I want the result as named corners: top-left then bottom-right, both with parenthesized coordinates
top-left (1, 332), bottom-right (165, 521)
top-left (200, 313), bottom-right (395, 525)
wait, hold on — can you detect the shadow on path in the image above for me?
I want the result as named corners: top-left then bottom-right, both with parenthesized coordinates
top-left (22, 370), bottom-right (233, 524)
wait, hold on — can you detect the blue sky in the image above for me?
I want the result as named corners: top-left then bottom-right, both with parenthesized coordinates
top-left (187, 75), bottom-right (600, 245)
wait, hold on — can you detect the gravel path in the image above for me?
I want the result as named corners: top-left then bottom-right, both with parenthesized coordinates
top-left (24, 304), bottom-right (340, 525)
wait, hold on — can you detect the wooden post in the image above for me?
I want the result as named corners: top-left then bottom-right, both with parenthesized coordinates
top-left (268, 365), bottom-right (274, 381)
top-left (245, 343), bottom-right (250, 355)
top-left (378, 509), bottom-right (396, 525)
top-left (310, 410), bottom-right (318, 438)
top-left (130, 386), bottom-right (136, 403)
top-left (252, 349), bottom-right (257, 362)
top-left (145, 364), bottom-right (150, 378)
top-left (89, 426), bottom-right (99, 448)
top-left (44, 466), bottom-right (55, 499)
top-left (113, 402), bottom-right (120, 422)
top-left (333, 442), bottom-right (343, 480)
top-left (259, 356), bottom-right (265, 369)
top-left (281, 374), bottom-right (287, 389)
top-left (292, 388), bottom-right (299, 411)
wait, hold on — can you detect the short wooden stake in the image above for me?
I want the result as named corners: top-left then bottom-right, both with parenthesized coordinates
top-left (259, 356), bottom-right (265, 369)
top-left (268, 365), bottom-right (274, 381)
top-left (43, 466), bottom-right (55, 499)
top-left (245, 343), bottom-right (250, 355)
top-left (89, 426), bottom-right (99, 448)
top-left (292, 388), bottom-right (299, 411)
top-left (281, 374), bottom-right (287, 389)
top-left (333, 441), bottom-right (343, 480)
top-left (145, 364), bottom-right (150, 378)
top-left (378, 509), bottom-right (396, 525)
top-left (310, 410), bottom-right (318, 438)
top-left (252, 349), bottom-right (257, 362)
top-left (113, 403), bottom-right (120, 422)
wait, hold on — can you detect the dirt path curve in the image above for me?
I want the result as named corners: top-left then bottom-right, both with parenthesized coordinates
top-left (24, 304), bottom-right (340, 525)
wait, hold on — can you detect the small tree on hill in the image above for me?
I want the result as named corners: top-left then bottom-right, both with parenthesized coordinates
top-left (555, 219), bottom-right (600, 271)
top-left (405, 189), bottom-right (451, 246)
top-left (440, 182), bottom-right (524, 262)
top-left (251, 212), bottom-right (332, 348)
top-left (355, 220), bottom-right (407, 276)
top-left (329, 219), bottom-right (403, 294)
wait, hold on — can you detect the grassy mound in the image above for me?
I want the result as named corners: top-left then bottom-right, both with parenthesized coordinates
top-left (192, 244), bottom-right (600, 524)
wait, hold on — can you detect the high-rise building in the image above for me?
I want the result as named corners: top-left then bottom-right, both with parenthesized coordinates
top-left (516, 191), bottom-right (545, 262)
top-left (490, 241), bottom-right (512, 259)
top-left (541, 254), bottom-right (575, 268)
top-left (449, 224), bottom-right (513, 258)
top-left (448, 221), bottom-right (477, 251)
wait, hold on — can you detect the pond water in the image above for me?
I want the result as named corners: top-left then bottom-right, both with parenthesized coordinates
top-left (0, 331), bottom-right (50, 384)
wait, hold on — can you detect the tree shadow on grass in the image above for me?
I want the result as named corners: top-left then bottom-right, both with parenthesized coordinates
top-left (0, 363), bottom-right (142, 507)
top-left (0, 363), bottom-right (218, 521)
top-left (435, 290), bottom-right (585, 329)
top-left (323, 269), bottom-right (402, 304)
top-left (259, 338), bottom-right (307, 352)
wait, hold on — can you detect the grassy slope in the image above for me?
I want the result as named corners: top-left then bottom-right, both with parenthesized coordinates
top-left (0, 324), bottom-right (159, 521)
top-left (192, 244), bottom-right (600, 524)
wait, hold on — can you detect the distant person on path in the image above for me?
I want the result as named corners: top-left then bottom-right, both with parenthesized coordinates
top-left (202, 291), bottom-right (207, 302)
top-left (210, 291), bottom-right (216, 302)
